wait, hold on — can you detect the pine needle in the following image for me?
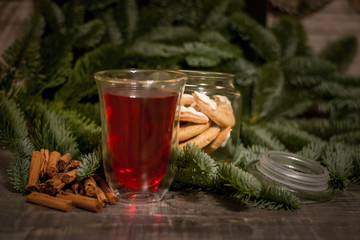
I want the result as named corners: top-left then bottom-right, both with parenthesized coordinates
top-left (253, 181), bottom-right (300, 210)
top-left (7, 157), bottom-right (30, 194)
top-left (319, 35), bottom-right (357, 72)
top-left (0, 97), bottom-right (35, 193)
top-left (251, 62), bottom-right (284, 120)
top-left (30, 103), bottom-right (79, 157)
top-left (76, 151), bottom-right (102, 180)
top-left (217, 162), bottom-right (262, 199)
top-left (172, 144), bottom-right (218, 189)
top-left (265, 121), bottom-right (324, 152)
top-left (60, 109), bottom-right (101, 154)
top-left (241, 124), bottom-right (287, 151)
top-left (322, 143), bottom-right (353, 190)
top-left (0, 97), bottom-right (29, 142)
top-left (232, 144), bottom-right (270, 170)
top-left (230, 12), bottom-right (281, 62)
top-left (297, 142), bottom-right (326, 162)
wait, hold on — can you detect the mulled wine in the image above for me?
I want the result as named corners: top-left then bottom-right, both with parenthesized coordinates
top-left (103, 87), bottom-right (178, 190)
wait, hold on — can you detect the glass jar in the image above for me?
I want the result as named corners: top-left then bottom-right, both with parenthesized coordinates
top-left (178, 70), bottom-right (241, 162)
top-left (248, 151), bottom-right (334, 203)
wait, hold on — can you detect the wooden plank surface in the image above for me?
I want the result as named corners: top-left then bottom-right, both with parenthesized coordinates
top-left (1, 145), bottom-right (360, 240)
top-left (1, 1), bottom-right (360, 239)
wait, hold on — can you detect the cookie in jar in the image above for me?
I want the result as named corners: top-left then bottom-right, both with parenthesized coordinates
top-left (179, 70), bottom-right (241, 162)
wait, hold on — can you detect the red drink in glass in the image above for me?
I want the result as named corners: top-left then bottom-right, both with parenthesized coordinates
top-left (103, 87), bottom-right (178, 190)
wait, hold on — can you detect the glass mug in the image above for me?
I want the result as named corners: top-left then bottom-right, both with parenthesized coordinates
top-left (95, 69), bottom-right (187, 203)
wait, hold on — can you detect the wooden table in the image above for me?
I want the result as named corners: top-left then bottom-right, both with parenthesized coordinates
top-left (1, 1), bottom-right (360, 239)
top-left (1, 146), bottom-right (360, 240)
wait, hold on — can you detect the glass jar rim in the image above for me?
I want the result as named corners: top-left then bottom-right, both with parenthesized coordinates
top-left (256, 151), bottom-right (330, 192)
top-left (179, 70), bottom-right (235, 80)
top-left (94, 69), bottom-right (187, 84)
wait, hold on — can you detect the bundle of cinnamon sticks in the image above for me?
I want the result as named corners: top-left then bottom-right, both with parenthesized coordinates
top-left (25, 150), bottom-right (118, 213)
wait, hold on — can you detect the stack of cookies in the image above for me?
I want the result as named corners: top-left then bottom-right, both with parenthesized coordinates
top-left (179, 91), bottom-right (235, 154)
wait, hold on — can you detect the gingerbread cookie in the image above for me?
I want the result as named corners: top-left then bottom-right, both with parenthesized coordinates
top-left (204, 126), bottom-right (232, 154)
top-left (192, 92), bottom-right (235, 127)
top-left (179, 122), bottom-right (211, 142)
top-left (180, 106), bottom-right (209, 124)
top-left (181, 94), bottom-right (194, 106)
top-left (179, 126), bottom-right (220, 149)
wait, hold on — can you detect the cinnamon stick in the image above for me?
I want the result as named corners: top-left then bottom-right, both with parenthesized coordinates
top-left (96, 186), bottom-right (109, 207)
top-left (93, 175), bottom-right (118, 205)
top-left (64, 160), bottom-right (80, 172)
top-left (57, 192), bottom-right (103, 213)
top-left (46, 151), bottom-right (61, 177)
top-left (61, 169), bottom-right (77, 184)
top-left (70, 180), bottom-right (80, 194)
top-left (57, 153), bottom-right (72, 171)
top-left (84, 177), bottom-right (97, 197)
top-left (40, 149), bottom-right (49, 178)
top-left (26, 151), bottom-right (42, 192)
top-left (41, 174), bottom-right (65, 196)
top-left (26, 191), bottom-right (75, 212)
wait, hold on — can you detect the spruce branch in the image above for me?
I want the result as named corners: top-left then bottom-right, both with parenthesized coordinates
top-left (140, 26), bottom-right (198, 44)
top-left (101, 9), bottom-right (123, 45)
top-left (232, 144), bottom-right (270, 170)
top-left (319, 35), bottom-right (357, 72)
top-left (172, 144), bottom-right (218, 189)
top-left (241, 124), bottom-right (286, 151)
top-left (76, 151), bottom-right (102, 181)
top-left (230, 12), bottom-right (281, 62)
top-left (37, 0), bottom-right (66, 34)
top-left (38, 33), bottom-right (73, 91)
top-left (30, 103), bottom-right (79, 157)
top-left (322, 143), bottom-right (354, 190)
top-left (291, 118), bottom-right (360, 140)
top-left (126, 41), bottom-right (184, 58)
top-left (283, 56), bottom-right (337, 87)
top-left (253, 181), bottom-right (300, 210)
top-left (55, 44), bottom-right (124, 103)
top-left (265, 121), bottom-right (324, 152)
top-left (0, 97), bottom-right (30, 143)
top-left (114, 0), bottom-right (138, 42)
top-left (297, 142), bottom-right (326, 162)
top-left (263, 86), bottom-right (312, 120)
top-left (60, 109), bottom-right (101, 154)
top-left (7, 157), bottom-right (30, 194)
top-left (251, 62), bottom-right (284, 121)
top-left (330, 131), bottom-right (360, 145)
top-left (0, 97), bottom-right (35, 193)
top-left (217, 162), bottom-right (262, 199)
top-left (200, 0), bottom-right (230, 30)
top-left (73, 19), bottom-right (106, 49)
top-left (327, 72), bottom-right (360, 86)
top-left (271, 17), bottom-right (300, 60)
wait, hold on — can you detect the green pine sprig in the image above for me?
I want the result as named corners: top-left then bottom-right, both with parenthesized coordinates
top-left (253, 181), bottom-right (300, 210)
top-left (29, 103), bottom-right (80, 157)
top-left (241, 124), bottom-right (287, 151)
top-left (0, 97), bottom-right (35, 193)
top-left (172, 144), bottom-right (218, 189)
top-left (76, 151), bottom-right (102, 180)
top-left (322, 143), bottom-right (354, 190)
top-left (265, 121), bottom-right (324, 152)
top-left (217, 162), bottom-right (262, 200)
